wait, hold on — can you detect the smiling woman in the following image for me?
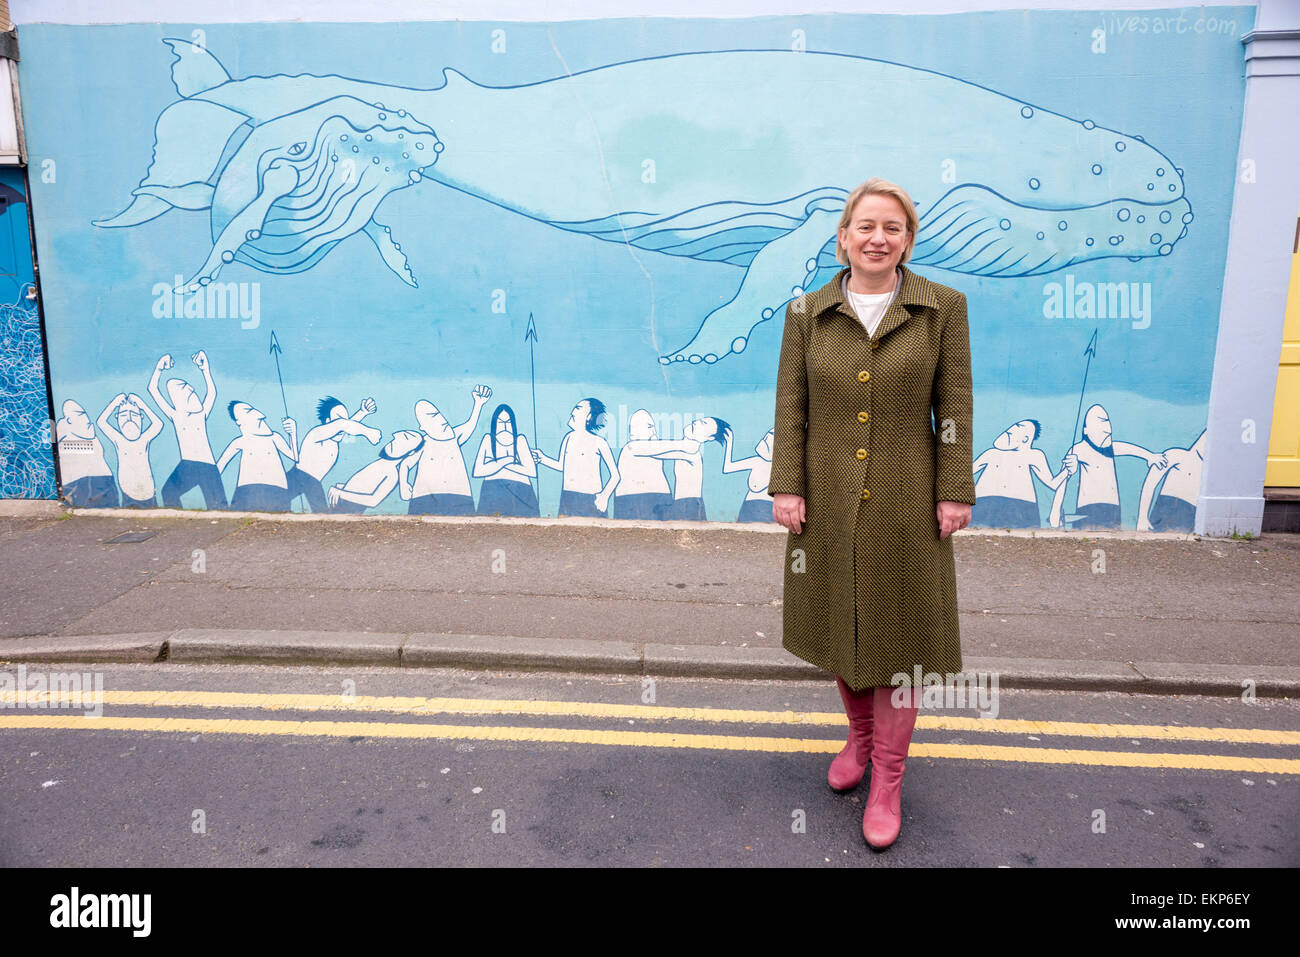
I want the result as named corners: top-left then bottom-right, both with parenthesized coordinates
top-left (769, 177), bottom-right (976, 852)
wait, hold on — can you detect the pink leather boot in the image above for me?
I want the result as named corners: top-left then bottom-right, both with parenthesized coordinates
top-left (862, 684), bottom-right (920, 850)
top-left (827, 676), bottom-right (874, 791)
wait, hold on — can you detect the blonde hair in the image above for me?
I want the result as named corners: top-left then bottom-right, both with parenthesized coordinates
top-left (835, 178), bottom-right (919, 265)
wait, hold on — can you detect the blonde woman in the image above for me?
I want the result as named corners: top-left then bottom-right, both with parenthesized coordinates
top-left (769, 178), bottom-right (975, 850)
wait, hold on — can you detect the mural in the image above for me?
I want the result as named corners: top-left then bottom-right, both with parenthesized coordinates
top-left (15, 11), bottom-right (1250, 528)
top-left (0, 168), bottom-right (56, 500)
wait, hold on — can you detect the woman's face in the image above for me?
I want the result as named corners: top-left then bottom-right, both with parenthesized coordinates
top-left (495, 410), bottom-right (514, 437)
top-left (839, 193), bottom-right (911, 283)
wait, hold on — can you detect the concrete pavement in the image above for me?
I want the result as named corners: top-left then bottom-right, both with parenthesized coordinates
top-left (1, 501), bottom-right (1297, 696)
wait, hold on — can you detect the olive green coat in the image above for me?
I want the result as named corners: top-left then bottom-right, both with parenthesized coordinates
top-left (768, 265), bottom-right (976, 691)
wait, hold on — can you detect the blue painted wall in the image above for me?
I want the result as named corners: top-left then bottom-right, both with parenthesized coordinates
top-left (15, 9), bottom-right (1252, 526)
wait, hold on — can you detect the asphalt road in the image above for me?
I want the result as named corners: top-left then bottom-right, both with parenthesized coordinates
top-left (1, 663), bottom-right (1297, 868)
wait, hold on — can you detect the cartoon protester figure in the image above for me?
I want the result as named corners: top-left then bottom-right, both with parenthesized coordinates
top-left (971, 419), bottom-right (1075, 528)
top-left (150, 351), bottom-right (227, 509)
top-left (96, 392), bottom-right (163, 508)
top-left (327, 430), bottom-right (426, 513)
top-left (216, 401), bottom-right (298, 512)
top-left (56, 399), bottom-right (119, 508)
top-left (1049, 404), bottom-right (1165, 530)
top-left (613, 409), bottom-right (695, 520)
top-left (287, 395), bottom-right (381, 511)
top-left (1137, 429), bottom-right (1205, 532)
top-left (722, 426), bottom-right (776, 523)
top-left (406, 385), bottom-right (492, 515)
top-left (658, 416), bottom-right (730, 522)
top-left (472, 403), bottom-right (539, 517)
top-left (532, 398), bottom-right (619, 518)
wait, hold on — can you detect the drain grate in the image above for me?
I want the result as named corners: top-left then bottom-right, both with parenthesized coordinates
top-left (104, 531), bottom-right (158, 544)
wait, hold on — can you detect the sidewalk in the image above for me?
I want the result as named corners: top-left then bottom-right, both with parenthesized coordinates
top-left (1, 501), bottom-right (1298, 696)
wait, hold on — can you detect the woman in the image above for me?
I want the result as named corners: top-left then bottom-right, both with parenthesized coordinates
top-left (769, 178), bottom-right (974, 850)
top-left (473, 404), bottom-right (540, 517)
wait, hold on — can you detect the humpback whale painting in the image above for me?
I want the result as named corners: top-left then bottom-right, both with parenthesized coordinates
top-left (96, 41), bottom-right (1192, 366)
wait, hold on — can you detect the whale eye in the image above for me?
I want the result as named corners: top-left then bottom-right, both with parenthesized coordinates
top-left (289, 142), bottom-right (306, 155)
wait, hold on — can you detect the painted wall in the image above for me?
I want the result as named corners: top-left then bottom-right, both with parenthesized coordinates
top-left (14, 6), bottom-right (1253, 528)
top-left (0, 167), bottom-right (55, 499)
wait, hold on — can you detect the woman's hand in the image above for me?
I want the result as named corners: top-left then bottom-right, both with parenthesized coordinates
top-left (937, 501), bottom-right (971, 538)
top-left (773, 493), bottom-right (806, 534)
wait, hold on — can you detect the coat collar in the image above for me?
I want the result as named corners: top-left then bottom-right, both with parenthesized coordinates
top-left (804, 265), bottom-right (939, 340)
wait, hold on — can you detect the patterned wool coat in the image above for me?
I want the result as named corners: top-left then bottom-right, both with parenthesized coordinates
top-left (768, 265), bottom-right (976, 691)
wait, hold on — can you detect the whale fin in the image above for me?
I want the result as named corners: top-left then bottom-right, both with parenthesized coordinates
top-left (364, 219), bottom-right (418, 287)
top-left (162, 38), bottom-right (232, 97)
top-left (93, 195), bottom-right (173, 229)
top-left (177, 160), bottom-right (300, 291)
top-left (133, 182), bottom-right (216, 211)
top-left (661, 205), bottom-right (841, 364)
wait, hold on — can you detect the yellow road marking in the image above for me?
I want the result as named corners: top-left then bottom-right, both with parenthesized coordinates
top-left (6, 689), bottom-right (1296, 746)
top-left (1, 714), bottom-right (1298, 773)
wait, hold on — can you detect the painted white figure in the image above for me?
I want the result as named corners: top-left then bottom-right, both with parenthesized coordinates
top-left (405, 385), bottom-right (491, 516)
top-left (97, 392), bottom-right (163, 507)
top-left (532, 398), bottom-right (619, 518)
top-left (472, 403), bottom-right (539, 517)
top-left (150, 351), bottom-right (227, 509)
top-left (56, 399), bottom-right (119, 507)
top-left (288, 395), bottom-right (381, 512)
top-left (216, 400), bottom-right (298, 512)
top-left (613, 408), bottom-right (699, 520)
top-left (1136, 429), bottom-right (1205, 532)
top-left (327, 430), bottom-right (426, 513)
top-left (1049, 404), bottom-right (1165, 530)
top-left (971, 419), bottom-right (1075, 528)
top-left (657, 416), bottom-right (730, 522)
top-left (722, 426), bottom-right (776, 523)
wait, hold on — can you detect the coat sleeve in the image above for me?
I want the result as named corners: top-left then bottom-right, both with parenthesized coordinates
top-left (768, 299), bottom-right (809, 499)
top-left (931, 291), bottom-right (977, 506)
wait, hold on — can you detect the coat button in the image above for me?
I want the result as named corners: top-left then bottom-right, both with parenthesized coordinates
top-left (870, 341), bottom-right (879, 351)
top-left (857, 411), bottom-right (869, 423)
top-left (861, 489), bottom-right (871, 501)
top-left (856, 449), bottom-right (867, 460)
top-left (857, 370), bottom-right (869, 382)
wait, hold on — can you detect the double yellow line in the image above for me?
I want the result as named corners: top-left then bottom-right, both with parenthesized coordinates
top-left (2, 689), bottom-right (1297, 774)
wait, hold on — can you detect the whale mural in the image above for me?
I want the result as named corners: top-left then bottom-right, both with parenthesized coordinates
top-left (96, 42), bottom-right (1192, 366)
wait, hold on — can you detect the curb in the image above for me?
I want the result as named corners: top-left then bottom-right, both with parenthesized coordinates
top-left (0, 630), bottom-right (1295, 698)
top-left (0, 499), bottom-right (1219, 540)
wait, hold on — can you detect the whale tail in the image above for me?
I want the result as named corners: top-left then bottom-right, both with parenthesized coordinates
top-left (161, 37), bottom-right (231, 97)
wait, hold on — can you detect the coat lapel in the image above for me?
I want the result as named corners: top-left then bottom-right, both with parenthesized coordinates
top-left (807, 265), bottom-right (940, 342)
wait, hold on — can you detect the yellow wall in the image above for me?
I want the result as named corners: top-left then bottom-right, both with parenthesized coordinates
top-left (1266, 210), bottom-right (1300, 487)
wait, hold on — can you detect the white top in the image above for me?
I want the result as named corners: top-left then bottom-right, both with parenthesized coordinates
top-left (842, 270), bottom-right (900, 338)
